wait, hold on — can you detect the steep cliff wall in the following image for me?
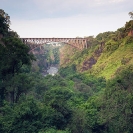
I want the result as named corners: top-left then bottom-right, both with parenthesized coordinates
top-left (59, 20), bottom-right (133, 79)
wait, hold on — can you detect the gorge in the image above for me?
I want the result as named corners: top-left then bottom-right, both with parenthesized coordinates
top-left (0, 9), bottom-right (133, 133)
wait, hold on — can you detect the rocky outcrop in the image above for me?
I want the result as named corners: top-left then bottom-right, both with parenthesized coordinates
top-left (60, 45), bottom-right (78, 67)
top-left (128, 30), bottom-right (133, 37)
top-left (81, 43), bottom-right (104, 71)
top-left (82, 57), bottom-right (97, 71)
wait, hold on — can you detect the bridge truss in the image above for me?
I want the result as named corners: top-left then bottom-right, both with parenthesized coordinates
top-left (21, 38), bottom-right (88, 51)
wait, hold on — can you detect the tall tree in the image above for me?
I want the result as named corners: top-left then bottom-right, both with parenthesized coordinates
top-left (129, 11), bottom-right (133, 19)
top-left (0, 9), bottom-right (34, 104)
top-left (0, 38), bottom-right (33, 78)
top-left (0, 9), bottom-right (10, 36)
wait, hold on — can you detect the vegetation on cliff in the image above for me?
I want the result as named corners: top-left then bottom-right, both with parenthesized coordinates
top-left (60, 19), bottom-right (133, 79)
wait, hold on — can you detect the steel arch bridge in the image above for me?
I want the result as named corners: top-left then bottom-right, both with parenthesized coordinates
top-left (21, 38), bottom-right (88, 52)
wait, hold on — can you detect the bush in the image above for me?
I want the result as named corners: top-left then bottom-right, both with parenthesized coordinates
top-left (124, 36), bottom-right (133, 44)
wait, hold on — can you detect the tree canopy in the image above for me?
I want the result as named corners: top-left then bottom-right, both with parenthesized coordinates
top-left (0, 9), bottom-right (34, 105)
top-left (129, 11), bottom-right (133, 19)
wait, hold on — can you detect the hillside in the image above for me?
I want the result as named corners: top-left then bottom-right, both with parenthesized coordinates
top-left (60, 20), bottom-right (133, 79)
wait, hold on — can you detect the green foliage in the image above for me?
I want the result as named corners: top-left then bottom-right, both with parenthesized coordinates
top-left (71, 74), bottom-right (106, 96)
top-left (42, 82), bottom-right (74, 129)
top-left (124, 36), bottom-right (133, 44)
top-left (1, 9), bottom-right (133, 133)
top-left (5, 73), bottom-right (35, 103)
top-left (0, 37), bottom-right (33, 78)
top-left (0, 97), bottom-right (55, 133)
top-left (53, 47), bottom-right (60, 64)
top-left (39, 128), bottom-right (70, 133)
top-left (129, 11), bottom-right (133, 19)
top-left (58, 20), bottom-right (133, 79)
top-left (0, 9), bottom-right (10, 36)
top-left (96, 31), bottom-right (115, 42)
top-left (59, 64), bottom-right (77, 77)
top-left (115, 27), bottom-right (125, 40)
top-left (0, 10), bottom-right (34, 106)
top-left (83, 95), bottom-right (104, 133)
top-left (68, 108), bottom-right (88, 133)
top-left (98, 68), bottom-right (133, 133)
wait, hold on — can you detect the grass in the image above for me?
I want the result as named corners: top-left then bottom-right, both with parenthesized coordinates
top-left (91, 42), bottom-right (133, 79)
top-left (59, 36), bottom-right (133, 80)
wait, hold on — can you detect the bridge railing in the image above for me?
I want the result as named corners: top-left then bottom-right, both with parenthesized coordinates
top-left (21, 38), bottom-right (87, 50)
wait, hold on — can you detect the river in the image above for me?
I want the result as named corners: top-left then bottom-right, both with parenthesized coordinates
top-left (46, 66), bottom-right (58, 76)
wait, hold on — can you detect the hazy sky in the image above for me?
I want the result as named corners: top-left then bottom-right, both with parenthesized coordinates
top-left (1, 0), bottom-right (133, 38)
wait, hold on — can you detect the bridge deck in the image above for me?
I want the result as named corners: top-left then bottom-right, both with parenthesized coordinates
top-left (21, 38), bottom-right (88, 50)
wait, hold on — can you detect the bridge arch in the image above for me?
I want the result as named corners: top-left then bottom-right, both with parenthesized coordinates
top-left (21, 38), bottom-right (88, 51)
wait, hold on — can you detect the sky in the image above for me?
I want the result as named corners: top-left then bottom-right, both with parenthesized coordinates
top-left (1, 0), bottom-right (133, 38)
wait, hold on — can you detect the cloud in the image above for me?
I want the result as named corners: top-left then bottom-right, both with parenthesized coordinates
top-left (95, 0), bottom-right (125, 4)
top-left (10, 11), bottom-right (129, 38)
top-left (1, 0), bottom-right (132, 20)
top-left (31, 0), bottom-right (129, 18)
top-left (33, 0), bottom-right (126, 10)
top-left (1, 0), bottom-right (132, 38)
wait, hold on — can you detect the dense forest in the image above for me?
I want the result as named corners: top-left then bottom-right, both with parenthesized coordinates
top-left (0, 9), bottom-right (133, 133)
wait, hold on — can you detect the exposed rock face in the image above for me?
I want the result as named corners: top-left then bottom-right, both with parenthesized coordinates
top-left (128, 30), bottom-right (133, 37)
top-left (81, 43), bottom-right (104, 71)
top-left (32, 47), bottom-right (44, 55)
top-left (82, 57), bottom-right (97, 71)
top-left (60, 45), bottom-right (78, 67)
